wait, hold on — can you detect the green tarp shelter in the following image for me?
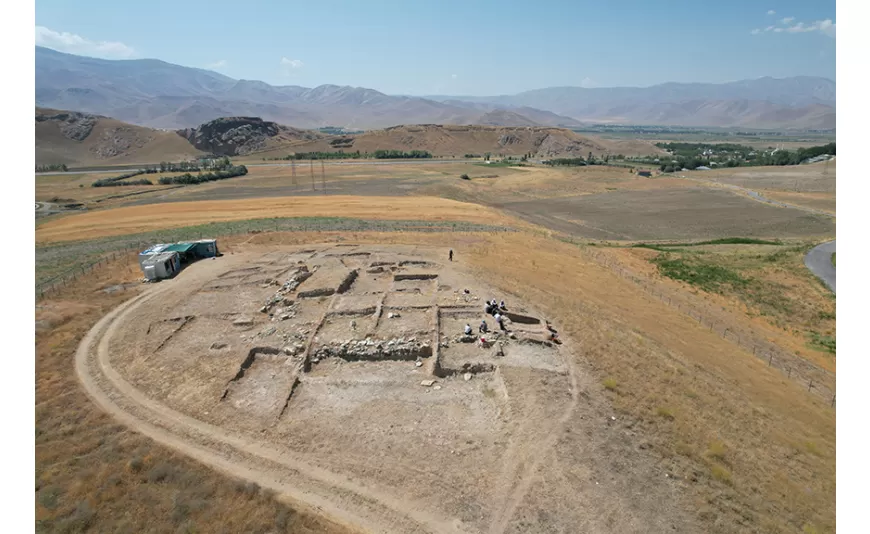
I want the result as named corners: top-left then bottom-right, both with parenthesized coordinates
top-left (162, 242), bottom-right (197, 253)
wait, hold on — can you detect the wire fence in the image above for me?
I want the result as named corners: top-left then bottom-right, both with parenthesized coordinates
top-left (578, 246), bottom-right (836, 407)
top-left (35, 219), bottom-right (514, 301)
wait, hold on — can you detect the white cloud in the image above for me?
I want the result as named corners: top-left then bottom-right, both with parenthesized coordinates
top-left (785, 22), bottom-right (809, 33)
top-left (280, 57), bottom-right (304, 69)
top-left (580, 77), bottom-right (596, 88)
top-left (754, 18), bottom-right (836, 39)
top-left (767, 10), bottom-right (776, 15)
top-left (784, 19), bottom-right (836, 38)
top-left (817, 19), bottom-right (836, 38)
top-left (451, 74), bottom-right (457, 79)
top-left (207, 59), bottom-right (228, 69)
top-left (35, 25), bottom-right (135, 59)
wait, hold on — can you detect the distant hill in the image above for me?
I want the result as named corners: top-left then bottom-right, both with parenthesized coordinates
top-left (36, 110), bottom-right (665, 166)
top-left (35, 47), bottom-right (578, 130)
top-left (475, 110), bottom-right (542, 127)
top-left (251, 124), bottom-right (664, 159)
top-left (431, 77), bottom-right (836, 129)
top-left (36, 46), bottom-right (833, 130)
top-left (35, 107), bottom-right (205, 167)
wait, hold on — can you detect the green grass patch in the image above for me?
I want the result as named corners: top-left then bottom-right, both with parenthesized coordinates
top-left (633, 237), bottom-right (782, 251)
top-left (807, 331), bottom-right (836, 354)
top-left (653, 254), bottom-right (749, 293)
top-left (602, 377), bottom-right (618, 391)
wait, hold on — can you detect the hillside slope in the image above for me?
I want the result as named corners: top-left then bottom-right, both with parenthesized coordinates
top-left (251, 124), bottom-right (665, 158)
top-left (36, 110), bottom-right (665, 165)
top-left (35, 108), bottom-right (205, 167)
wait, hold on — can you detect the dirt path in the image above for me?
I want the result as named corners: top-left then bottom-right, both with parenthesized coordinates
top-left (74, 254), bottom-right (588, 534)
top-left (678, 174), bottom-right (835, 218)
top-left (486, 341), bottom-right (580, 534)
top-left (76, 280), bottom-right (476, 534)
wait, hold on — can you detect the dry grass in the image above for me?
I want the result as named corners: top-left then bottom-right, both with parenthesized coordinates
top-left (225, 229), bottom-right (836, 533)
top-left (36, 172), bottom-right (192, 203)
top-left (762, 191), bottom-right (836, 214)
top-left (35, 254), bottom-right (353, 534)
top-left (35, 197), bottom-right (835, 532)
top-left (629, 243), bottom-right (836, 369)
top-left (35, 195), bottom-right (530, 244)
top-left (241, 124), bottom-right (661, 160)
top-left (696, 160), bottom-right (836, 194)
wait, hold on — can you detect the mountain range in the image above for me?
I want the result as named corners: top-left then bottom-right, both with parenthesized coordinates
top-left (35, 46), bottom-right (836, 130)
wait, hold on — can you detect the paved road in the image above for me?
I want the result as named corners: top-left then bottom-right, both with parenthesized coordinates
top-left (804, 240), bottom-right (836, 293)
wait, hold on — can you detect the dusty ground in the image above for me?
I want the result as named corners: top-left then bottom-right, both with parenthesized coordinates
top-left (692, 161), bottom-right (835, 193)
top-left (35, 252), bottom-right (353, 534)
top-left (39, 228), bottom-right (837, 533)
top-left (499, 187), bottom-right (834, 241)
top-left (83, 244), bottom-right (696, 533)
top-left (36, 153), bottom-right (836, 533)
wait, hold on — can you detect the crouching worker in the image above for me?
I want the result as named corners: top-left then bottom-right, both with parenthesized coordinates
top-left (479, 320), bottom-right (489, 333)
top-left (464, 323), bottom-right (473, 335)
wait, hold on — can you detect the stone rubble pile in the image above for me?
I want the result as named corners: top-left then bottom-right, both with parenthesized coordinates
top-left (312, 337), bottom-right (432, 362)
top-left (260, 267), bottom-right (312, 313)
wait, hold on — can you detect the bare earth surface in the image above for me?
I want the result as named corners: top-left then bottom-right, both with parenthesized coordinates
top-left (76, 244), bottom-right (697, 533)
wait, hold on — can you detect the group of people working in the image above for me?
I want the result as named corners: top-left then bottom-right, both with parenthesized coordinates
top-left (464, 298), bottom-right (509, 336)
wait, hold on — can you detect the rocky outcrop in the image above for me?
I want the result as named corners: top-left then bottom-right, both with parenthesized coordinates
top-left (177, 117), bottom-right (284, 156)
top-left (89, 127), bottom-right (152, 158)
top-left (35, 110), bottom-right (99, 141)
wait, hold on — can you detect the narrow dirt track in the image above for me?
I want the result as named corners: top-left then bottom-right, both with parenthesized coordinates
top-left (74, 264), bottom-right (581, 534)
top-left (76, 285), bottom-right (471, 534)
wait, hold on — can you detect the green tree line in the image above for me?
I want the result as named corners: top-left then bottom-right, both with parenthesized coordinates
top-left (157, 165), bottom-right (248, 185)
top-left (36, 163), bottom-right (68, 172)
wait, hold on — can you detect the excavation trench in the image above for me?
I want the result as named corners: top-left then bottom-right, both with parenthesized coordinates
top-left (393, 273), bottom-right (438, 281)
top-left (221, 347), bottom-right (282, 400)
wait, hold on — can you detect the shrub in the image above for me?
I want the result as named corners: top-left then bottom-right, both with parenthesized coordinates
top-left (147, 462), bottom-right (177, 483)
top-left (656, 406), bottom-right (675, 420)
top-left (710, 463), bottom-right (732, 485)
top-left (460, 174), bottom-right (470, 180)
top-left (127, 456), bottom-right (144, 473)
top-left (706, 440), bottom-right (728, 463)
top-left (602, 378), bottom-right (617, 391)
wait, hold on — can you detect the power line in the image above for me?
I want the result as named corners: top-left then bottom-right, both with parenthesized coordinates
top-left (321, 161), bottom-right (325, 190)
top-left (310, 159), bottom-right (315, 191)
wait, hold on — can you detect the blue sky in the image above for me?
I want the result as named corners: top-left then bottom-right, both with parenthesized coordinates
top-left (35, 0), bottom-right (836, 95)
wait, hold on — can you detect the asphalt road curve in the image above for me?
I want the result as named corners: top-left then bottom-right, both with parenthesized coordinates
top-left (804, 240), bottom-right (836, 293)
